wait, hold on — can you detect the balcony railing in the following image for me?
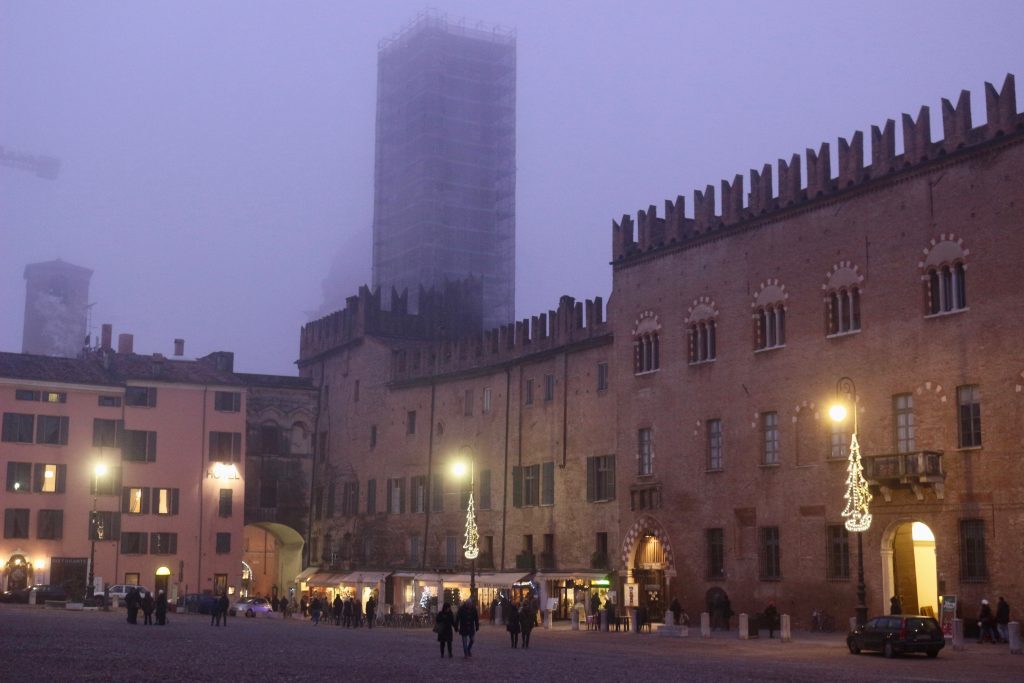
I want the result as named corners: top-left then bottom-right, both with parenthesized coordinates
top-left (863, 450), bottom-right (945, 501)
top-left (515, 552), bottom-right (536, 570)
top-left (538, 552), bottom-right (556, 570)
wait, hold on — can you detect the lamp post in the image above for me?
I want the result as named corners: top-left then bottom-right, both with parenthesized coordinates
top-left (830, 377), bottom-right (872, 627)
top-left (452, 457), bottom-right (478, 603)
top-left (87, 462), bottom-right (108, 600)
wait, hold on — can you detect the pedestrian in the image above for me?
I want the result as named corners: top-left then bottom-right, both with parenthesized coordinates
top-left (995, 597), bottom-right (1010, 644)
top-left (506, 601), bottom-right (521, 649)
top-left (491, 596), bottom-right (499, 625)
top-left (334, 595), bottom-right (344, 626)
top-left (435, 602), bottom-right (456, 658)
top-left (217, 592), bottom-right (230, 627)
top-left (520, 602), bottom-right (535, 649)
top-left (141, 591), bottom-right (155, 625)
top-left (763, 601), bottom-right (779, 638)
top-left (126, 587), bottom-right (141, 625)
top-left (155, 590), bottom-right (168, 626)
top-left (211, 593), bottom-right (221, 626)
top-left (590, 592), bottom-right (601, 619)
top-left (670, 597), bottom-right (682, 626)
top-left (311, 596), bottom-right (322, 625)
top-left (366, 594), bottom-right (376, 629)
top-left (890, 595), bottom-right (902, 615)
top-left (455, 596), bottom-right (480, 658)
top-left (280, 596), bottom-right (289, 619)
top-left (354, 596), bottom-right (364, 627)
top-left (978, 599), bottom-right (998, 643)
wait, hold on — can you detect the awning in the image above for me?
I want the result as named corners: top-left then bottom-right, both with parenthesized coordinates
top-left (294, 566), bottom-right (319, 583)
top-left (534, 571), bottom-right (611, 583)
top-left (440, 574), bottom-right (473, 585)
top-left (475, 572), bottom-right (531, 587)
top-left (307, 573), bottom-right (346, 587)
top-left (340, 571), bottom-right (391, 585)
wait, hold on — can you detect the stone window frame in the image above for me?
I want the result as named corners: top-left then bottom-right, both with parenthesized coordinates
top-left (920, 234), bottom-right (969, 317)
top-left (686, 297), bottom-right (718, 365)
top-left (823, 262), bottom-right (864, 337)
top-left (751, 281), bottom-right (788, 352)
top-left (632, 311), bottom-right (661, 375)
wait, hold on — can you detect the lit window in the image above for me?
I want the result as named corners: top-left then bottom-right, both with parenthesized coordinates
top-left (41, 465), bottom-right (58, 493)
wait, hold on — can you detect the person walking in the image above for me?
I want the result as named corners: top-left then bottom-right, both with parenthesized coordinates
top-left (455, 597), bottom-right (480, 658)
top-left (154, 590), bottom-right (168, 626)
top-left (436, 602), bottom-right (456, 658)
top-left (354, 596), bottom-right (364, 627)
top-left (996, 597), bottom-right (1011, 644)
top-left (520, 603), bottom-right (535, 649)
top-left (141, 591), bottom-right (155, 625)
top-left (217, 592), bottom-right (230, 627)
top-left (365, 595), bottom-right (376, 629)
top-left (311, 596), bottom-right (322, 625)
top-left (506, 601), bottom-right (521, 649)
top-left (211, 593), bottom-right (221, 626)
top-left (670, 597), bottom-right (682, 626)
top-left (334, 595), bottom-right (344, 626)
top-left (978, 599), bottom-right (997, 643)
top-left (300, 595), bottom-right (308, 619)
top-left (763, 601), bottom-right (779, 638)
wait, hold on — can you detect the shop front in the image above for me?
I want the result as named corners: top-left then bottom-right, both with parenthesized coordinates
top-left (534, 572), bottom-right (612, 620)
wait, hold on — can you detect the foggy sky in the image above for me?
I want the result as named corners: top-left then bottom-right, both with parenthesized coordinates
top-left (2, 0), bottom-right (1021, 375)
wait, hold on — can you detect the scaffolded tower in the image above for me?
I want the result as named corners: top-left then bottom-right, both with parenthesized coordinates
top-left (372, 11), bottom-right (516, 330)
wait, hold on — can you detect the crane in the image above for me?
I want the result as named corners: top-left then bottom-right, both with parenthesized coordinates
top-left (0, 145), bottom-right (61, 180)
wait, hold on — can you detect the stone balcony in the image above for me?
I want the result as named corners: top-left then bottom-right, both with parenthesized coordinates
top-left (864, 450), bottom-right (945, 502)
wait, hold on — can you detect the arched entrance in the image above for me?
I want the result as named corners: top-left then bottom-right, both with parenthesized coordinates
top-left (3, 554), bottom-right (34, 591)
top-left (154, 566), bottom-right (171, 596)
top-left (620, 516), bottom-right (675, 623)
top-left (881, 520), bottom-right (938, 617)
top-left (242, 522), bottom-right (304, 599)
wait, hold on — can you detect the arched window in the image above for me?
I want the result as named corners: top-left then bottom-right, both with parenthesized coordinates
top-left (752, 282), bottom-right (787, 351)
top-left (824, 264), bottom-right (864, 336)
top-left (921, 236), bottom-right (968, 316)
top-left (632, 311), bottom-right (661, 374)
top-left (686, 299), bottom-right (718, 364)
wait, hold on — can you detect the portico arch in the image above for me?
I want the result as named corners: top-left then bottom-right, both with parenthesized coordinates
top-left (879, 518), bottom-right (939, 617)
top-left (243, 522), bottom-right (304, 600)
top-left (619, 515), bottom-right (676, 621)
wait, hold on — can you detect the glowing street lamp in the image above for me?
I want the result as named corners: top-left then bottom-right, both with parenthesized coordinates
top-left (830, 377), bottom-right (872, 627)
top-left (87, 462), bottom-right (108, 600)
top-left (451, 454), bottom-right (478, 602)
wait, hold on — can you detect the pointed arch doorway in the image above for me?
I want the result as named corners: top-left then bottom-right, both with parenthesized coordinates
top-left (881, 521), bottom-right (938, 617)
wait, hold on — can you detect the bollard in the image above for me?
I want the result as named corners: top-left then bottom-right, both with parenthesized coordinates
top-left (701, 611), bottom-right (711, 638)
top-left (600, 608), bottom-right (609, 632)
top-left (629, 608), bottom-right (639, 634)
top-left (544, 609), bottom-right (553, 629)
top-left (952, 618), bottom-right (965, 651)
top-left (1009, 622), bottom-right (1022, 655)
top-left (738, 613), bottom-right (749, 640)
top-left (571, 608), bottom-right (580, 631)
top-left (494, 603), bottom-right (503, 626)
top-left (781, 613), bottom-right (792, 642)
top-left (664, 609), bottom-right (675, 626)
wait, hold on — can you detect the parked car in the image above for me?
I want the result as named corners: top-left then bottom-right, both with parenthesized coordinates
top-left (178, 593), bottom-right (219, 614)
top-left (0, 584), bottom-right (68, 603)
top-left (231, 597), bottom-right (273, 617)
top-left (106, 584), bottom-right (151, 605)
top-left (847, 615), bottom-right (945, 658)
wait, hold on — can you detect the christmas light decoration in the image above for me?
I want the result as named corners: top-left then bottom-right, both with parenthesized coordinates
top-left (463, 492), bottom-right (479, 560)
top-left (842, 433), bottom-right (873, 532)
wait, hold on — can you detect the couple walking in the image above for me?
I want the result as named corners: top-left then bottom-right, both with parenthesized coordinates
top-left (436, 598), bottom-right (480, 658)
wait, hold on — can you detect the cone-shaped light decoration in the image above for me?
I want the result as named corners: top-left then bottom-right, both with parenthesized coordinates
top-left (463, 492), bottom-right (479, 559)
top-left (842, 433), bottom-right (873, 532)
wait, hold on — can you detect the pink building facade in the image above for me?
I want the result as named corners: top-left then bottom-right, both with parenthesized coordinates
top-left (0, 344), bottom-right (246, 601)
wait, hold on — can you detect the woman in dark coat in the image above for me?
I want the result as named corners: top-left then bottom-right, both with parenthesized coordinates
top-left (436, 602), bottom-right (456, 658)
top-left (506, 601), bottom-right (521, 648)
top-left (519, 603), bottom-right (535, 649)
top-left (141, 591), bottom-right (155, 625)
top-left (154, 590), bottom-right (168, 625)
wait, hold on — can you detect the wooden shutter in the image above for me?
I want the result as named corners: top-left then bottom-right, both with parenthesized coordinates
top-left (56, 465), bottom-right (67, 493)
top-left (146, 432), bottom-right (158, 462)
top-left (142, 487), bottom-right (151, 514)
top-left (33, 463), bottom-right (44, 492)
top-left (121, 488), bottom-right (131, 513)
top-left (172, 489), bottom-right (180, 515)
top-left (512, 466), bottom-right (523, 508)
top-left (586, 457), bottom-right (596, 502)
top-left (169, 533), bottom-right (178, 554)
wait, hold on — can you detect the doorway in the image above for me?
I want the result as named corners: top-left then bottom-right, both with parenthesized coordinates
top-left (154, 567), bottom-right (171, 597)
top-left (882, 521), bottom-right (938, 617)
top-left (634, 534), bottom-right (667, 622)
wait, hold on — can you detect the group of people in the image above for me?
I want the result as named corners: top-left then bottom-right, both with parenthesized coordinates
top-left (209, 593), bottom-right (231, 626)
top-left (123, 587), bottom-right (168, 626)
top-left (977, 597), bottom-right (1012, 644)
top-left (302, 593), bottom-right (377, 628)
top-left (434, 597), bottom-right (480, 658)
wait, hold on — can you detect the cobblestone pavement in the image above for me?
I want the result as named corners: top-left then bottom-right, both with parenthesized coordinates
top-left (1, 605), bottom-right (1021, 682)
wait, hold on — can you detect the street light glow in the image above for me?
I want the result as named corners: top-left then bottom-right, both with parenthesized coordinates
top-left (94, 463), bottom-right (108, 477)
top-left (451, 461), bottom-right (469, 478)
top-left (828, 403), bottom-right (847, 423)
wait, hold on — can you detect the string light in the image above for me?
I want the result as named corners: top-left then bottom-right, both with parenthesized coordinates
top-left (842, 433), bottom-right (873, 532)
top-left (463, 492), bottom-right (479, 560)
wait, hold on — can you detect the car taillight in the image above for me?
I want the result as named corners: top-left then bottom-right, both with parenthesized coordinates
top-left (898, 623), bottom-right (907, 640)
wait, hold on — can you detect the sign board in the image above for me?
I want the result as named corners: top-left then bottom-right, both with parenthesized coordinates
top-left (546, 597), bottom-right (559, 612)
top-left (939, 595), bottom-right (957, 638)
top-left (624, 582), bottom-right (639, 607)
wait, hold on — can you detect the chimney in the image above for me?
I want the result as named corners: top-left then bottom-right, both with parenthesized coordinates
top-left (174, 338), bottom-right (185, 357)
top-left (117, 333), bottom-right (134, 354)
top-left (101, 324), bottom-right (113, 350)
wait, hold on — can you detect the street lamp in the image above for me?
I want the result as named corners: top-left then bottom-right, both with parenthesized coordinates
top-left (451, 455), bottom-right (478, 603)
top-left (87, 462), bottom-right (108, 600)
top-left (830, 377), bottom-right (872, 627)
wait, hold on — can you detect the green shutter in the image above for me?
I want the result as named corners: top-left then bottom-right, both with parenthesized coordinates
top-left (512, 466), bottom-right (523, 508)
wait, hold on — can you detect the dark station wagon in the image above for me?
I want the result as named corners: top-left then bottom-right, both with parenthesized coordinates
top-left (847, 615), bottom-right (945, 658)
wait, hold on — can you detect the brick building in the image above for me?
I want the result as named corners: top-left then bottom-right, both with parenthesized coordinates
top-left (299, 74), bottom-right (1023, 626)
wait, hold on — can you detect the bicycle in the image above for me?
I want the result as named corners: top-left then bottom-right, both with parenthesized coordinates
top-left (811, 609), bottom-right (836, 632)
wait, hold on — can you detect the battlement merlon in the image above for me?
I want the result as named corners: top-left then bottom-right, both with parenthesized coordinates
top-left (611, 73), bottom-right (1022, 264)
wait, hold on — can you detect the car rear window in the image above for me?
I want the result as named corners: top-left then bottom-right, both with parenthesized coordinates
top-left (907, 618), bottom-right (941, 633)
